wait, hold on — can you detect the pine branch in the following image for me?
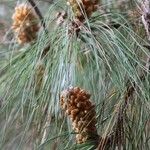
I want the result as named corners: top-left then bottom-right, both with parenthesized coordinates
top-left (110, 2), bottom-right (150, 149)
top-left (123, 0), bottom-right (150, 108)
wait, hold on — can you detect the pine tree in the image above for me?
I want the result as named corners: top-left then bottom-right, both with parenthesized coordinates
top-left (0, 0), bottom-right (150, 149)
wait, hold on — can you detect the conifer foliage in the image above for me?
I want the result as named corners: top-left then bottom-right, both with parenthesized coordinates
top-left (0, 0), bottom-right (150, 150)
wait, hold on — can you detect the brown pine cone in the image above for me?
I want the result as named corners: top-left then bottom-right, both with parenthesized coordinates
top-left (60, 87), bottom-right (99, 144)
top-left (67, 0), bottom-right (99, 21)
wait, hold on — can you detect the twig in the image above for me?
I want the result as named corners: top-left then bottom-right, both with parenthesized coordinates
top-left (38, 0), bottom-right (54, 4)
top-left (27, 0), bottom-right (51, 58)
top-left (27, 0), bottom-right (48, 34)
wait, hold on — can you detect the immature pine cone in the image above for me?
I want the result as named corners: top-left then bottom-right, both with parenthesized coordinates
top-left (67, 0), bottom-right (99, 21)
top-left (60, 87), bottom-right (99, 144)
top-left (12, 4), bottom-right (39, 44)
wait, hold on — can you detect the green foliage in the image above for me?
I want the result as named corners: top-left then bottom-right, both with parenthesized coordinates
top-left (0, 0), bottom-right (150, 149)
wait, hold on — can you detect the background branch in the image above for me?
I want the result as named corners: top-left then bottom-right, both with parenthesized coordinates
top-left (27, 0), bottom-right (48, 34)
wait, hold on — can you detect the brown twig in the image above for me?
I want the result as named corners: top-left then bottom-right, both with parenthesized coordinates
top-left (27, 0), bottom-right (51, 58)
top-left (38, 0), bottom-right (54, 4)
top-left (27, 0), bottom-right (48, 34)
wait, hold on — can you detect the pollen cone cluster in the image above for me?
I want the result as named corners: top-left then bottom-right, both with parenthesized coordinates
top-left (12, 4), bottom-right (39, 44)
top-left (60, 87), bottom-right (99, 144)
top-left (67, 0), bottom-right (99, 21)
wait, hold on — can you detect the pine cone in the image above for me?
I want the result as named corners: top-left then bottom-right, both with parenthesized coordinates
top-left (67, 0), bottom-right (99, 21)
top-left (60, 87), bottom-right (99, 144)
top-left (12, 4), bottom-right (39, 44)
